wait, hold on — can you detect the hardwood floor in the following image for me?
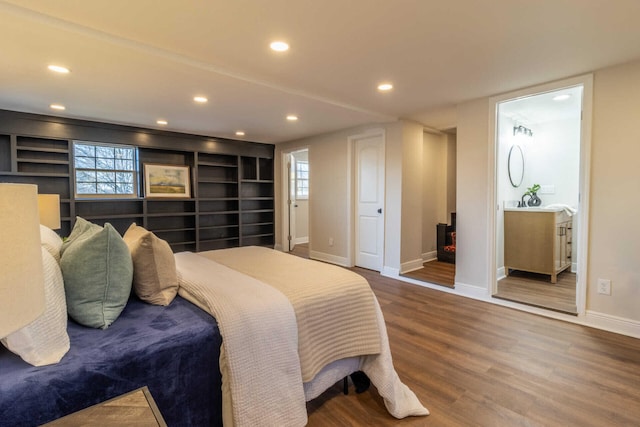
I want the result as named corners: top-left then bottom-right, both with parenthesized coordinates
top-left (302, 265), bottom-right (640, 426)
top-left (495, 270), bottom-right (577, 315)
top-left (289, 243), bottom-right (310, 259)
top-left (401, 259), bottom-right (577, 314)
top-left (401, 260), bottom-right (455, 288)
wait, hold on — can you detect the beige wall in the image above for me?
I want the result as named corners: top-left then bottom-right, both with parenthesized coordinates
top-left (455, 98), bottom-right (491, 290)
top-left (383, 122), bottom-right (403, 270)
top-left (422, 132), bottom-right (447, 255)
top-left (421, 131), bottom-right (457, 257)
top-left (587, 59), bottom-right (640, 321)
top-left (399, 121), bottom-right (424, 271)
top-left (446, 133), bottom-right (457, 216)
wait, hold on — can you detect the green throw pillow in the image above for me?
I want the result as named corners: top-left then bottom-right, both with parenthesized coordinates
top-left (60, 216), bottom-right (101, 256)
top-left (61, 220), bottom-right (133, 329)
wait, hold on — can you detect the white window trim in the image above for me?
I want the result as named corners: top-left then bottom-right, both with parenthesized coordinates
top-left (73, 140), bottom-right (138, 199)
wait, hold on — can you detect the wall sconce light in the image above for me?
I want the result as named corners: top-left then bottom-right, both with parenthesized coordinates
top-left (0, 184), bottom-right (46, 338)
top-left (513, 125), bottom-right (533, 138)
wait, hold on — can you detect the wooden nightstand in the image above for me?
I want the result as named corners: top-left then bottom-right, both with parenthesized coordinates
top-left (43, 386), bottom-right (167, 426)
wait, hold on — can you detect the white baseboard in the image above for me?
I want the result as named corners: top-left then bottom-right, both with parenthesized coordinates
top-left (584, 310), bottom-right (640, 339)
top-left (274, 243), bottom-right (283, 252)
top-left (381, 266), bottom-right (400, 278)
top-left (294, 237), bottom-right (309, 245)
top-left (453, 281), bottom-right (491, 299)
top-left (309, 250), bottom-right (350, 267)
top-left (422, 251), bottom-right (437, 262)
top-left (400, 258), bottom-right (424, 274)
top-left (389, 273), bottom-right (640, 340)
top-left (572, 262), bottom-right (578, 273)
top-left (497, 266), bottom-right (506, 281)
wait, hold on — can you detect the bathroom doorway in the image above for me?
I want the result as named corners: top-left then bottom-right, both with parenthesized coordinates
top-left (282, 149), bottom-right (309, 254)
top-left (491, 76), bottom-right (592, 315)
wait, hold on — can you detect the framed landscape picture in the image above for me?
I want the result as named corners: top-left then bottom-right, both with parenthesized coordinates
top-left (144, 164), bottom-right (191, 198)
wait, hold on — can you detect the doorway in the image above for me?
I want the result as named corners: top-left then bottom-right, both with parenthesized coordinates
top-left (491, 76), bottom-right (592, 315)
top-left (282, 149), bottom-right (309, 254)
top-left (402, 129), bottom-right (457, 288)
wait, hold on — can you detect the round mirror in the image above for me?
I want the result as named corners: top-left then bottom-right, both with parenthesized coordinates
top-left (508, 144), bottom-right (524, 187)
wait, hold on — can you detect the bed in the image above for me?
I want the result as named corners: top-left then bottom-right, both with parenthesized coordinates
top-left (175, 246), bottom-right (428, 426)
top-left (0, 295), bottom-right (223, 426)
top-left (1, 229), bottom-right (427, 426)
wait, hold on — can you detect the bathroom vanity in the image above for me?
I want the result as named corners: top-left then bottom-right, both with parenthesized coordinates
top-left (504, 207), bottom-right (572, 283)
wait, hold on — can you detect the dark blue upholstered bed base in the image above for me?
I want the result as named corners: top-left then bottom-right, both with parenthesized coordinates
top-left (0, 296), bottom-right (222, 426)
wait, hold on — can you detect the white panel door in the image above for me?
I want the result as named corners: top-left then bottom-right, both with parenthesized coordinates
top-left (355, 134), bottom-right (384, 271)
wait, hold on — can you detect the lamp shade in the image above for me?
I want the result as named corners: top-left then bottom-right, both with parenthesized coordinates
top-left (0, 184), bottom-right (46, 338)
top-left (38, 194), bottom-right (61, 230)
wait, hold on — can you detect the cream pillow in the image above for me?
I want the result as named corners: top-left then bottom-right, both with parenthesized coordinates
top-left (1, 247), bottom-right (70, 366)
top-left (123, 223), bottom-right (178, 306)
top-left (40, 224), bottom-right (63, 263)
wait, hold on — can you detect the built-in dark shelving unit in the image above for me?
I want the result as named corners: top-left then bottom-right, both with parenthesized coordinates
top-left (239, 155), bottom-right (274, 247)
top-left (196, 152), bottom-right (242, 250)
top-left (0, 110), bottom-right (274, 251)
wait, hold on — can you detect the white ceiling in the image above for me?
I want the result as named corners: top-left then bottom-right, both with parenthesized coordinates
top-left (499, 85), bottom-right (584, 126)
top-left (2, 0), bottom-right (640, 144)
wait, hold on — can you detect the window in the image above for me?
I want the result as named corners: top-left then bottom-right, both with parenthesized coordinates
top-left (73, 141), bottom-right (137, 198)
top-left (295, 160), bottom-right (309, 199)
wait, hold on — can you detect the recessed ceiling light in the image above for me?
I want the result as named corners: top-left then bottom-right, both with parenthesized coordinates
top-left (47, 65), bottom-right (70, 74)
top-left (377, 83), bottom-right (393, 92)
top-left (50, 104), bottom-right (65, 110)
top-left (270, 41), bottom-right (289, 52)
top-left (553, 94), bottom-right (571, 101)
top-left (286, 115), bottom-right (298, 121)
top-left (193, 96), bottom-right (208, 103)
top-left (157, 120), bottom-right (168, 125)
top-left (235, 131), bottom-right (245, 136)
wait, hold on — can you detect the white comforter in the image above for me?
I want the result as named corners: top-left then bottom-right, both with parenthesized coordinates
top-left (175, 250), bottom-right (428, 426)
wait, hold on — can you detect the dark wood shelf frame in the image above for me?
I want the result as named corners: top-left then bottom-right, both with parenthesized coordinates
top-left (0, 110), bottom-right (274, 249)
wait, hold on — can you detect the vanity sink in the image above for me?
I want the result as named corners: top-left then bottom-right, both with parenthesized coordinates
top-left (504, 204), bottom-right (578, 215)
top-left (504, 206), bottom-right (573, 283)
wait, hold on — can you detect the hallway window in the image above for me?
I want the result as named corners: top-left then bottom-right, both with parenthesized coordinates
top-left (296, 160), bottom-right (309, 199)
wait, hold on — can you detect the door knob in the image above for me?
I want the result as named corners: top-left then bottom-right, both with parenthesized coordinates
top-left (377, 208), bottom-right (382, 214)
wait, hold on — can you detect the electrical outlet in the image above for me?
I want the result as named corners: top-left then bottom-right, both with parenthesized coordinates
top-left (329, 237), bottom-right (334, 247)
top-left (597, 279), bottom-right (611, 295)
top-left (539, 184), bottom-right (555, 195)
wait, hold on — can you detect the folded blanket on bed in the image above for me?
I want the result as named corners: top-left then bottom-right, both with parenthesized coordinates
top-left (176, 248), bottom-right (428, 425)
top-left (199, 246), bottom-right (381, 381)
top-left (175, 252), bottom-right (307, 427)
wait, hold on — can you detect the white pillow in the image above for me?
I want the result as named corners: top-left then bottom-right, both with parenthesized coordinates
top-left (1, 247), bottom-right (70, 366)
top-left (40, 224), bottom-right (63, 263)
